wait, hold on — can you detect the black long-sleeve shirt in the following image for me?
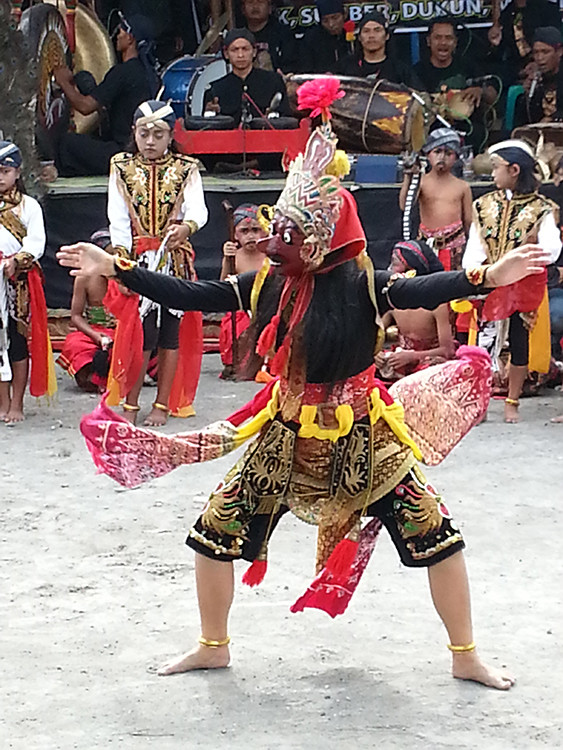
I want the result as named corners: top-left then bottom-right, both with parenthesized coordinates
top-left (116, 265), bottom-right (483, 382)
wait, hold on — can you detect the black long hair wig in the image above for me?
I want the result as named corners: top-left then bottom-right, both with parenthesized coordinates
top-left (241, 260), bottom-right (372, 384)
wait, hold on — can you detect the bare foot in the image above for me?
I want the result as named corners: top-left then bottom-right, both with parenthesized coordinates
top-left (122, 406), bottom-right (139, 425)
top-left (550, 414), bottom-right (563, 423)
top-left (158, 643), bottom-right (230, 676)
top-left (144, 406), bottom-right (169, 427)
top-left (4, 408), bottom-right (24, 425)
top-left (504, 402), bottom-right (519, 424)
top-left (452, 650), bottom-right (515, 690)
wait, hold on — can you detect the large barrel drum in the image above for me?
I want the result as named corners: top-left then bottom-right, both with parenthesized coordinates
top-left (286, 74), bottom-right (432, 155)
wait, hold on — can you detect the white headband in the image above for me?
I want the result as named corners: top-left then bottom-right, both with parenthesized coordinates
top-left (488, 139), bottom-right (535, 160)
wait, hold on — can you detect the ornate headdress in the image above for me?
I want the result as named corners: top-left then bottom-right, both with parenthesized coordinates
top-left (255, 78), bottom-right (370, 376)
top-left (274, 77), bottom-right (364, 273)
top-left (133, 101), bottom-right (176, 130)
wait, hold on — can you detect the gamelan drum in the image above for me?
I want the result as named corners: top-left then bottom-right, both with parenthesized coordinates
top-left (512, 122), bottom-right (563, 149)
top-left (158, 55), bottom-right (227, 119)
top-left (183, 115), bottom-right (235, 130)
top-left (248, 117), bottom-right (299, 130)
top-left (286, 74), bottom-right (431, 155)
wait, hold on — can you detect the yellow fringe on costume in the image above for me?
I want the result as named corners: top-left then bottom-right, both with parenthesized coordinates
top-left (528, 288), bottom-right (551, 374)
top-left (46, 331), bottom-right (58, 398)
top-left (230, 379), bottom-right (422, 459)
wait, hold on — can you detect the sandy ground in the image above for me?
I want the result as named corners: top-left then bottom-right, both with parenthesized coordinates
top-left (2, 353), bottom-right (563, 750)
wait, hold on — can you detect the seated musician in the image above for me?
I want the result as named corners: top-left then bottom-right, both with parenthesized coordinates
top-left (336, 12), bottom-right (422, 89)
top-left (414, 18), bottom-right (498, 151)
top-left (241, 0), bottom-right (298, 72)
top-left (53, 14), bottom-right (158, 176)
top-left (204, 29), bottom-right (290, 125)
top-left (299, 0), bottom-right (351, 74)
top-left (520, 27), bottom-right (563, 124)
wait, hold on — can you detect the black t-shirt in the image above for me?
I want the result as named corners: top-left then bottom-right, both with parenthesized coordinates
top-left (494, 0), bottom-right (561, 75)
top-left (204, 68), bottom-right (290, 125)
top-left (299, 26), bottom-right (350, 74)
top-left (336, 54), bottom-right (423, 89)
top-left (414, 57), bottom-right (480, 93)
top-left (92, 58), bottom-right (153, 146)
top-left (250, 17), bottom-right (299, 73)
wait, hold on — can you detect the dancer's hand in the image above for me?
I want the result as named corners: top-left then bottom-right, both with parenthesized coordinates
top-left (167, 223), bottom-right (190, 250)
top-left (486, 244), bottom-right (552, 287)
top-left (57, 242), bottom-right (115, 277)
top-left (3, 257), bottom-right (16, 278)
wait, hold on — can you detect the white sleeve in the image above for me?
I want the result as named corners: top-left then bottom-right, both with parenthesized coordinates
top-left (178, 167), bottom-right (208, 231)
top-left (462, 222), bottom-right (488, 268)
top-left (107, 165), bottom-right (133, 252)
top-left (20, 196), bottom-right (46, 261)
top-left (537, 212), bottom-right (562, 262)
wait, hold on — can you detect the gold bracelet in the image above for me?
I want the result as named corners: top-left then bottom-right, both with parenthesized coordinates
top-left (122, 403), bottom-right (140, 412)
top-left (505, 398), bottom-right (519, 407)
top-left (447, 641), bottom-right (476, 653)
top-left (198, 636), bottom-right (230, 648)
top-left (152, 401), bottom-right (170, 413)
top-left (183, 220), bottom-right (198, 238)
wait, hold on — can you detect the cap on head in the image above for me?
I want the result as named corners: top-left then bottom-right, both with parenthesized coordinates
top-left (233, 203), bottom-right (259, 226)
top-left (223, 28), bottom-right (256, 48)
top-left (532, 26), bottom-right (562, 48)
top-left (133, 100), bottom-right (176, 130)
top-left (120, 13), bottom-right (155, 42)
top-left (391, 240), bottom-right (444, 275)
top-left (422, 127), bottom-right (461, 155)
top-left (358, 11), bottom-right (389, 33)
top-left (90, 229), bottom-right (112, 249)
top-left (315, 0), bottom-right (344, 18)
top-left (0, 141), bottom-right (22, 169)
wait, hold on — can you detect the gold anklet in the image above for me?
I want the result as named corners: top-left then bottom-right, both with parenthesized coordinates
top-left (447, 641), bottom-right (476, 653)
top-left (505, 398), bottom-right (519, 407)
top-left (152, 401), bottom-right (170, 413)
top-left (198, 636), bottom-right (230, 648)
top-left (123, 403), bottom-right (141, 412)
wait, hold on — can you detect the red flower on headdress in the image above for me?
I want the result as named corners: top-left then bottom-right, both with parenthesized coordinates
top-left (297, 77), bottom-right (345, 120)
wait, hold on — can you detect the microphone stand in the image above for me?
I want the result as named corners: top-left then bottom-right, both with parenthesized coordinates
top-left (240, 92), bottom-right (253, 175)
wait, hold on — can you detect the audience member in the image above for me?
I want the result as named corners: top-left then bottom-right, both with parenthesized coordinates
top-left (414, 19), bottom-right (497, 151)
top-left (523, 27), bottom-right (563, 123)
top-left (57, 230), bottom-right (116, 393)
top-left (400, 128), bottom-right (472, 272)
top-left (219, 203), bottom-right (267, 378)
top-left (336, 11), bottom-right (422, 88)
top-left (487, 0), bottom-right (560, 85)
top-left (53, 14), bottom-right (156, 176)
top-left (299, 0), bottom-right (350, 73)
top-left (241, 0), bottom-right (299, 72)
top-left (414, 19), bottom-right (483, 97)
top-left (204, 29), bottom-right (290, 125)
top-left (375, 240), bottom-right (456, 381)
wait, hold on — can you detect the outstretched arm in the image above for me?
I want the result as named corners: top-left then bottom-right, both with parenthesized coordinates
top-left (376, 244), bottom-right (552, 313)
top-left (57, 242), bottom-right (254, 313)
